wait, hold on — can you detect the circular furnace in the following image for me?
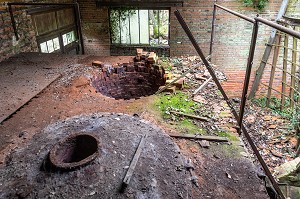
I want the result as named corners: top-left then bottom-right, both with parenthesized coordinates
top-left (49, 133), bottom-right (99, 170)
top-left (0, 113), bottom-right (191, 199)
top-left (91, 63), bottom-right (165, 100)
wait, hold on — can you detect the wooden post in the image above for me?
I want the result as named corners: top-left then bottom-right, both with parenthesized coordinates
top-left (248, 0), bottom-right (289, 99)
top-left (267, 34), bottom-right (282, 107)
top-left (290, 28), bottom-right (297, 108)
top-left (281, 33), bottom-right (288, 111)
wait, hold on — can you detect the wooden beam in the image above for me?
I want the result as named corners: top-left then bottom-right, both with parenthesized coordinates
top-left (193, 76), bottom-right (212, 95)
top-left (156, 55), bottom-right (210, 94)
top-left (122, 134), bottom-right (147, 190)
top-left (281, 33), bottom-right (288, 111)
top-left (248, 0), bottom-right (288, 99)
top-left (266, 34), bottom-right (281, 107)
top-left (290, 27), bottom-right (297, 108)
top-left (169, 110), bottom-right (210, 122)
top-left (169, 133), bottom-right (229, 142)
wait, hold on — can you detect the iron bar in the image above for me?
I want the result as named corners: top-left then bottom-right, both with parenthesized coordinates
top-left (174, 10), bottom-right (285, 199)
top-left (74, 2), bottom-right (84, 54)
top-left (215, 4), bottom-right (255, 23)
top-left (209, 3), bottom-right (217, 56)
top-left (256, 17), bottom-right (300, 40)
top-left (238, 20), bottom-right (259, 134)
top-left (8, 4), bottom-right (18, 40)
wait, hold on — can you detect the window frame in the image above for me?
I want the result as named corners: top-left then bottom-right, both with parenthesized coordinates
top-left (109, 7), bottom-right (171, 47)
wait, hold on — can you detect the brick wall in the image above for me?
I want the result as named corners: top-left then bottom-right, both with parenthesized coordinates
top-left (78, 0), bottom-right (110, 56)
top-left (0, 0), bottom-right (73, 62)
top-left (78, 0), bottom-right (284, 97)
top-left (0, 8), bottom-right (38, 62)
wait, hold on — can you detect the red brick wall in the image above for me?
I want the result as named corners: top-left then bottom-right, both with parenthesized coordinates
top-left (77, 0), bottom-right (283, 97)
top-left (78, 0), bottom-right (110, 56)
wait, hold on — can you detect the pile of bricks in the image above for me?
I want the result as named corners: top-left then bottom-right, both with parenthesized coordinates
top-left (91, 49), bottom-right (165, 100)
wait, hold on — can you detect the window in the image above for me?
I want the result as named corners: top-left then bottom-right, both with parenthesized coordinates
top-left (40, 37), bottom-right (60, 53)
top-left (62, 31), bottom-right (76, 46)
top-left (39, 31), bottom-right (77, 54)
top-left (110, 9), bottom-right (169, 46)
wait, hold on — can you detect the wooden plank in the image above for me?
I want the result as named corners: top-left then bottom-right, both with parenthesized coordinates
top-left (169, 110), bottom-right (210, 122)
top-left (168, 133), bottom-right (229, 142)
top-left (193, 76), bottom-right (212, 95)
top-left (281, 33), bottom-right (288, 111)
top-left (248, 0), bottom-right (289, 99)
top-left (156, 55), bottom-right (210, 94)
top-left (122, 134), bottom-right (147, 190)
top-left (290, 27), bottom-right (297, 107)
top-left (267, 34), bottom-right (282, 107)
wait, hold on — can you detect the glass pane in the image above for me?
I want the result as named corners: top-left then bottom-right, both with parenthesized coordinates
top-left (110, 10), bottom-right (120, 44)
top-left (120, 11), bottom-right (130, 44)
top-left (149, 10), bottom-right (159, 45)
top-left (53, 37), bottom-right (60, 50)
top-left (46, 40), bottom-right (54, 53)
top-left (40, 42), bottom-right (48, 53)
top-left (159, 10), bottom-right (169, 45)
top-left (130, 10), bottom-right (139, 44)
top-left (62, 34), bottom-right (67, 46)
top-left (139, 10), bottom-right (149, 44)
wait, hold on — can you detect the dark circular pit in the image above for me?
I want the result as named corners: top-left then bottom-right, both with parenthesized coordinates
top-left (91, 64), bottom-right (165, 100)
top-left (49, 133), bottom-right (99, 170)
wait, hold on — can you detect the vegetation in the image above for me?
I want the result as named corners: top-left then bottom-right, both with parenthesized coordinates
top-left (216, 131), bottom-right (240, 141)
top-left (154, 92), bottom-right (205, 134)
top-left (252, 97), bottom-right (300, 129)
top-left (243, 0), bottom-right (268, 11)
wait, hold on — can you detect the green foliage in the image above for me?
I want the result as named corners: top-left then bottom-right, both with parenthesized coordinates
top-left (154, 92), bottom-right (204, 134)
top-left (109, 7), bottom-right (136, 43)
top-left (177, 119), bottom-right (206, 134)
top-left (155, 91), bottom-right (199, 118)
top-left (252, 97), bottom-right (300, 128)
top-left (216, 131), bottom-right (239, 141)
top-left (242, 0), bottom-right (269, 11)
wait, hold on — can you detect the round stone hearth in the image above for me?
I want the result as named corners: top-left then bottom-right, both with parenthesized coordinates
top-left (0, 113), bottom-right (190, 198)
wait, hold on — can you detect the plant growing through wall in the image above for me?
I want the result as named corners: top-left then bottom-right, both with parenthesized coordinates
top-left (243, 0), bottom-right (269, 11)
top-left (109, 7), bottom-right (136, 44)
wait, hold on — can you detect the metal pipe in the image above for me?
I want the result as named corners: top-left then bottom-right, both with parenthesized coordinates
top-left (209, 3), bottom-right (217, 56)
top-left (7, 2), bottom-right (75, 6)
top-left (8, 4), bottom-right (18, 40)
top-left (238, 20), bottom-right (259, 135)
top-left (174, 10), bottom-right (285, 199)
top-left (256, 16), bottom-right (300, 39)
top-left (215, 4), bottom-right (255, 24)
top-left (74, 2), bottom-right (85, 54)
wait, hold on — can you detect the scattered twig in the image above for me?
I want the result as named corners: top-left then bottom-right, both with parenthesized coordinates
top-left (169, 133), bottom-right (228, 142)
top-left (193, 76), bottom-right (212, 95)
top-left (169, 110), bottom-right (210, 122)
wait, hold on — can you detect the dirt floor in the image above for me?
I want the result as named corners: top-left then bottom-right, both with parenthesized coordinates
top-left (0, 53), bottom-right (271, 198)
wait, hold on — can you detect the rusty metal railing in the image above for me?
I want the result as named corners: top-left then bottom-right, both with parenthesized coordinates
top-left (174, 4), bottom-right (300, 198)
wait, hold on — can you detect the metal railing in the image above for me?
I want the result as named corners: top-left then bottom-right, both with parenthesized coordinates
top-left (175, 4), bottom-right (300, 198)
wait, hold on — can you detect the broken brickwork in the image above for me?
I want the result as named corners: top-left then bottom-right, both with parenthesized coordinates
top-left (91, 53), bottom-right (165, 100)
